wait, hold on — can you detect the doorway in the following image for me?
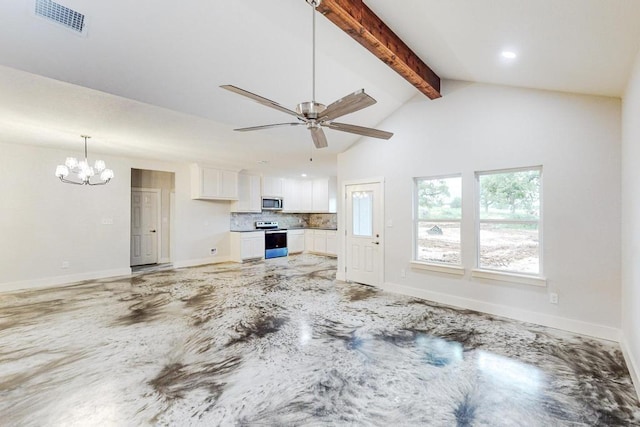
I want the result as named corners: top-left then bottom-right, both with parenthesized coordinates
top-left (131, 188), bottom-right (160, 266)
top-left (130, 169), bottom-right (175, 268)
top-left (344, 180), bottom-right (384, 287)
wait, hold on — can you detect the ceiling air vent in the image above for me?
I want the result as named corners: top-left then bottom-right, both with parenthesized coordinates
top-left (35, 0), bottom-right (85, 34)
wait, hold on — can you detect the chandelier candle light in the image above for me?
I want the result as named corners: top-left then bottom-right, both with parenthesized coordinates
top-left (55, 135), bottom-right (114, 186)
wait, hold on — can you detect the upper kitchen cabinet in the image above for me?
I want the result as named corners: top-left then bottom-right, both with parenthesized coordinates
top-left (312, 178), bottom-right (329, 212)
top-left (298, 180), bottom-right (314, 212)
top-left (191, 164), bottom-right (239, 200)
top-left (282, 179), bottom-right (300, 212)
top-left (282, 177), bottom-right (336, 213)
top-left (262, 176), bottom-right (284, 198)
top-left (311, 177), bottom-right (337, 213)
top-left (231, 172), bottom-right (261, 212)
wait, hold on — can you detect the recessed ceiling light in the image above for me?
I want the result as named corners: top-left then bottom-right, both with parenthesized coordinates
top-left (501, 51), bottom-right (517, 59)
top-left (301, 173), bottom-right (307, 177)
top-left (257, 160), bottom-right (269, 164)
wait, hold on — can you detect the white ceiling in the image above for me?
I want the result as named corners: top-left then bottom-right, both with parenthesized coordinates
top-left (1, 0), bottom-right (639, 177)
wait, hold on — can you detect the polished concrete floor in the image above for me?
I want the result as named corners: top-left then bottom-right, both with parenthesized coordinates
top-left (1, 254), bottom-right (639, 426)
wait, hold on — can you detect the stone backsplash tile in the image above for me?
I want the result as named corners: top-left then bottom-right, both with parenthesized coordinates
top-left (230, 212), bottom-right (336, 230)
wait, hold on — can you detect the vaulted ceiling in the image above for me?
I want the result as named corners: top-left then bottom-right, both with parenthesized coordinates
top-left (1, 0), bottom-right (639, 177)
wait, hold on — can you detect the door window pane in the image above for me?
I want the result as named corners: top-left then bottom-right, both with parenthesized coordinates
top-left (352, 191), bottom-right (373, 237)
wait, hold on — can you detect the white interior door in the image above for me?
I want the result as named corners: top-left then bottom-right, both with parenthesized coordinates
top-left (131, 189), bottom-right (159, 266)
top-left (345, 182), bottom-right (383, 286)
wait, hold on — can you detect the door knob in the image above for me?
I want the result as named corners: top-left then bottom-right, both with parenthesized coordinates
top-left (150, 230), bottom-right (157, 233)
top-left (372, 241), bottom-right (379, 245)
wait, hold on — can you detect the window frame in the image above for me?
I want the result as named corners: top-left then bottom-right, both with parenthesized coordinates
top-left (412, 173), bottom-right (463, 269)
top-left (474, 166), bottom-right (543, 278)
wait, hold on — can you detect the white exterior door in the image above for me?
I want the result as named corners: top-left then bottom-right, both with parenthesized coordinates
top-left (131, 189), bottom-right (159, 266)
top-left (345, 182), bottom-right (383, 286)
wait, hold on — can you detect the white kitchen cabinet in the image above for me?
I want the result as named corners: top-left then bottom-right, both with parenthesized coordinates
top-left (230, 231), bottom-right (265, 262)
top-left (281, 177), bottom-right (336, 213)
top-left (299, 180), bottom-right (313, 212)
top-left (282, 179), bottom-right (300, 212)
top-left (312, 230), bottom-right (327, 253)
top-left (287, 229), bottom-right (305, 254)
top-left (262, 176), bottom-right (284, 197)
top-left (311, 177), bottom-right (337, 213)
top-left (191, 164), bottom-right (238, 200)
top-left (326, 230), bottom-right (337, 256)
top-left (312, 179), bottom-right (329, 212)
top-left (305, 229), bottom-right (314, 252)
top-left (304, 229), bottom-right (338, 256)
top-left (231, 173), bottom-right (261, 212)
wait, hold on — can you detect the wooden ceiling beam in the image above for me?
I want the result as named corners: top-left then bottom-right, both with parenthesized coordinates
top-left (315, 0), bottom-right (441, 99)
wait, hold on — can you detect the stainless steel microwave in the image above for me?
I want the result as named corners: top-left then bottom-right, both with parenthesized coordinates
top-left (262, 197), bottom-right (283, 211)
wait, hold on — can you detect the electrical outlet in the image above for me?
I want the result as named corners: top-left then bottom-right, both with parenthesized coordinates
top-left (210, 248), bottom-right (217, 255)
top-left (549, 293), bottom-right (558, 304)
top-left (400, 268), bottom-right (406, 278)
top-left (61, 261), bottom-right (70, 269)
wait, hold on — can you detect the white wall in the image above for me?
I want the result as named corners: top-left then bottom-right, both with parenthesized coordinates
top-left (0, 141), bottom-right (231, 292)
top-left (622, 50), bottom-right (640, 391)
top-left (338, 80), bottom-right (622, 339)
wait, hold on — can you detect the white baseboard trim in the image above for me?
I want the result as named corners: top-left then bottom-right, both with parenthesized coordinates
top-left (1, 257), bottom-right (234, 293)
top-left (1, 268), bottom-right (132, 293)
top-left (158, 257), bottom-right (171, 264)
top-left (381, 281), bottom-right (621, 342)
top-left (173, 256), bottom-right (232, 269)
top-left (620, 337), bottom-right (640, 401)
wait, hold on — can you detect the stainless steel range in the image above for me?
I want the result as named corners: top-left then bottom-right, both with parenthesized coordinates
top-left (256, 221), bottom-right (288, 259)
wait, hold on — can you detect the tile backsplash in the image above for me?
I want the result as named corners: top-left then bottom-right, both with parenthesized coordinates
top-left (231, 212), bottom-right (336, 231)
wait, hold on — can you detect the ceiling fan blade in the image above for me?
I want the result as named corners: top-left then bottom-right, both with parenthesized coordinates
top-left (234, 122), bottom-right (304, 132)
top-left (325, 122), bottom-right (393, 140)
top-left (310, 127), bottom-right (328, 149)
top-left (221, 85), bottom-right (300, 117)
top-left (318, 89), bottom-right (376, 121)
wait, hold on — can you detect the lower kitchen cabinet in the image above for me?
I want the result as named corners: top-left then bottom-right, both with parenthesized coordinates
top-left (325, 230), bottom-right (337, 256)
top-left (287, 229), bottom-right (305, 254)
top-left (230, 231), bottom-right (265, 262)
top-left (312, 230), bottom-right (327, 253)
top-left (305, 229), bottom-right (337, 257)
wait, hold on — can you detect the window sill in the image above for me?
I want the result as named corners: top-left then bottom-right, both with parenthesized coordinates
top-left (471, 269), bottom-right (547, 287)
top-left (410, 261), bottom-right (465, 276)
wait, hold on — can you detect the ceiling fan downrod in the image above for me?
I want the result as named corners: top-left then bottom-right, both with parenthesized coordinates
top-left (306, 0), bottom-right (321, 103)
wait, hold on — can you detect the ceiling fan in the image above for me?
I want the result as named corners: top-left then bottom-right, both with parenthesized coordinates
top-left (220, 0), bottom-right (393, 149)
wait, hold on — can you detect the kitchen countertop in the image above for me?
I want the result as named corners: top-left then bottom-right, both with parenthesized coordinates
top-left (288, 227), bottom-right (337, 231)
top-left (230, 227), bottom-right (337, 232)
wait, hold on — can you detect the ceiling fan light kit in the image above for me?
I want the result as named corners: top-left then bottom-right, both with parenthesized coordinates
top-left (221, 0), bottom-right (392, 149)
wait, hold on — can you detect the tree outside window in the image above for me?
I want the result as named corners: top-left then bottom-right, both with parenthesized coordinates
top-left (477, 167), bottom-right (541, 275)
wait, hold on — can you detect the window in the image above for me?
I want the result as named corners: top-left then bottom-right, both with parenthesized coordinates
top-left (476, 167), bottom-right (541, 275)
top-left (414, 175), bottom-right (462, 265)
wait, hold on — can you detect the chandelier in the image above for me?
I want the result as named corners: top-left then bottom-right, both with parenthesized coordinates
top-left (55, 135), bottom-right (114, 186)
